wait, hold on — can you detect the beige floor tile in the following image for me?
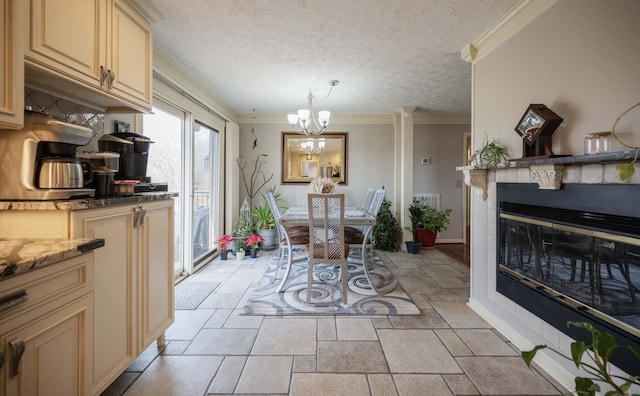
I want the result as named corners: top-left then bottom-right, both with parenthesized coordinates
top-left (215, 280), bottom-right (251, 294)
top-left (293, 355), bottom-right (316, 372)
top-left (123, 355), bottom-right (223, 396)
top-left (207, 355), bottom-right (246, 394)
top-left (368, 374), bottom-right (399, 396)
top-left (422, 265), bottom-right (468, 278)
top-left (318, 317), bottom-right (337, 340)
top-left (184, 328), bottom-right (258, 355)
top-left (165, 309), bottom-right (215, 340)
top-left (378, 329), bottom-right (462, 374)
top-left (442, 374), bottom-right (479, 395)
top-left (372, 317), bottom-right (393, 329)
top-left (198, 292), bottom-right (244, 309)
top-left (336, 318), bottom-right (377, 340)
top-left (457, 357), bottom-right (560, 395)
top-left (434, 329), bottom-right (473, 357)
top-left (433, 277), bottom-right (468, 288)
top-left (290, 373), bottom-right (370, 396)
top-left (252, 318), bottom-right (317, 355)
top-left (395, 278), bottom-right (432, 294)
top-left (161, 340), bottom-right (190, 355)
top-left (235, 355), bottom-right (293, 394)
top-left (455, 329), bottom-right (518, 356)
top-left (434, 287), bottom-right (471, 302)
top-left (317, 341), bottom-right (388, 373)
top-left (389, 309), bottom-right (449, 329)
top-left (431, 302), bottom-right (491, 328)
top-left (203, 308), bottom-right (233, 328)
top-left (222, 308), bottom-right (264, 329)
top-left (407, 293), bottom-right (433, 310)
top-left (227, 268), bottom-right (267, 282)
top-left (393, 374), bottom-right (453, 396)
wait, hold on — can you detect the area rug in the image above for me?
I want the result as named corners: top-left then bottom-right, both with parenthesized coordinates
top-left (242, 253), bottom-right (420, 315)
top-left (174, 280), bottom-right (220, 310)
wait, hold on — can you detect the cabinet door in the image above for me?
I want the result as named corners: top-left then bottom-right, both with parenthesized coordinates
top-left (0, 0), bottom-right (24, 129)
top-left (138, 200), bottom-right (174, 350)
top-left (26, 0), bottom-right (105, 89)
top-left (1, 295), bottom-right (93, 396)
top-left (72, 205), bottom-right (136, 395)
top-left (108, 0), bottom-right (152, 110)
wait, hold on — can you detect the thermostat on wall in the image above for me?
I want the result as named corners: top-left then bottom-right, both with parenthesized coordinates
top-left (421, 157), bottom-right (431, 165)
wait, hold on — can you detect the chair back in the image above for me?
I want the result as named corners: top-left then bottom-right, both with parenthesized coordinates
top-left (266, 189), bottom-right (283, 239)
top-left (361, 188), bottom-right (375, 212)
top-left (307, 194), bottom-right (346, 263)
top-left (368, 188), bottom-right (386, 217)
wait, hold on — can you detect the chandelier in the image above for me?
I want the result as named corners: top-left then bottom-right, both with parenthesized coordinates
top-left (301, 138), bottom-right (325, 154)
top-left (287, 80), bottom-right (339, 135)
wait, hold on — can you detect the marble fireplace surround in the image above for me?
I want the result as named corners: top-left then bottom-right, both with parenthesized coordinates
top-left (458, 150), bottom-right (640, 383)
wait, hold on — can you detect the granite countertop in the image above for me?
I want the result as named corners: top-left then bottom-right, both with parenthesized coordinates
top-left (0, 192), bottom-right (178, 211)
top-left (0, 238), bottom-right (105, 280)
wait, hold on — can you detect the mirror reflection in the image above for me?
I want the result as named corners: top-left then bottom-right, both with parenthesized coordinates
top-left (281, 132), bottom-right (348, 184)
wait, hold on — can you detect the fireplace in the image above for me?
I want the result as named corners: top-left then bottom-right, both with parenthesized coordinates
top-left (496, 183), bottom-right (640, 375)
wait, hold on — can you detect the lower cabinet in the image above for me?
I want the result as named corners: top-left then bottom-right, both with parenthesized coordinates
top-left (72, 199), bottom-right (174, 395)
top-left (0, 255), bottom-right (94, 396)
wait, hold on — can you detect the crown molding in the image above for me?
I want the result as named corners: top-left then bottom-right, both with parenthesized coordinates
top-left (236, 112), bottom-right (469, 125)
top-left (153, 49), bottom-right (239, 122)
top-left (124, 0), bottom-right (164, 23)
top-left (461, 0), bottom-right (558, 64)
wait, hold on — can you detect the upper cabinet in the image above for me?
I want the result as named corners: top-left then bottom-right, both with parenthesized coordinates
top-left (0, 0), bottom-right (25, 129)
top-left (24, 0), bottom-right (152, 113)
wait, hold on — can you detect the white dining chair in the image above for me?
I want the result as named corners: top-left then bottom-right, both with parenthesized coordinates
top-left (266, 189), bottom-right (309, 292)
top-left (306, 193), bottom-right (348, 304)
top-left (345, 188), bottom-right (386, 270)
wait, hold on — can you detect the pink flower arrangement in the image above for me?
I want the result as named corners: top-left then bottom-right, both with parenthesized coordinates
top-left (244, 233), bottom-right (264, 250)
top-left (215, 235), bottom-right (235, 250)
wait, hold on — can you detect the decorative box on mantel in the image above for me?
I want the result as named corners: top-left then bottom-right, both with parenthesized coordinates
top-left (457, 150), bottom-right (640, 200)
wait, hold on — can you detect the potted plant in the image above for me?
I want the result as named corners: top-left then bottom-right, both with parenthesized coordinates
top-left (373, 198), bottom-right (402, 251)
top-left (253, 203), bottom-right (277, 251)
top-left (231, 217), bottom-right (252, 254)
top-left (473, 135), bottom-right (510, 166)
top-left (522, 321), bottom-right (640, 396)
top-left (417, 205), bottom-right (452, 249)
top-left (234, 238), bottom-right (246, 260)
top-left (404, 197), bottom-right (425, 253)
top-left (214, 234), bottom-right (235, 260)
top-left (245, 233), bottom-right (264, 258)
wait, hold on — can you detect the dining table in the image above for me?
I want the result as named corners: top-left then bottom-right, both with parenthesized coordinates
top-left (277, 204), bottom-right (379, 294)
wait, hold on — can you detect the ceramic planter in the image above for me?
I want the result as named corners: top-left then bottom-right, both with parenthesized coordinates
top-left (405, 241), bottom-right (422, 254)
top-left (416, 228), bottom-right (437, 249)
top-left (257, 229), bottom-right (277, 251)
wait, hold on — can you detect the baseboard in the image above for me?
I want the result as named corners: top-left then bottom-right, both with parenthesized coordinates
top-left (435, 238), bottom-right (463, 244)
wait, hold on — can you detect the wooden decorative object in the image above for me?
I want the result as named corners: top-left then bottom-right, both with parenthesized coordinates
top-left (514, 104), bottom-right (564, 160)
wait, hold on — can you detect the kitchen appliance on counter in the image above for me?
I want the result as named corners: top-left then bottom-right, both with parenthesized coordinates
top-left (98, 132), bottom-right (153, 181)
top-left (76, 151), bottom-right (120, 197)
top-left (0, 111), bottom-right (95, 200)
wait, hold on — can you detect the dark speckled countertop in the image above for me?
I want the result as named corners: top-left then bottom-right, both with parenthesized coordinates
top-left (0, 192), bottom-right (177, 211)
top-left (0, 238), bottom-right (105, 280)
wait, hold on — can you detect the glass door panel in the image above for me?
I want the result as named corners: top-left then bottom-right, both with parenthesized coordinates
top-left (143, 107), bottom-right (184, 277)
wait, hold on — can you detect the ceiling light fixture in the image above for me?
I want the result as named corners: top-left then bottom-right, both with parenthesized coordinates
top-left (287, 80), bottom-right (339, 135)
top-left (301, 138), bottom-right (325, 155)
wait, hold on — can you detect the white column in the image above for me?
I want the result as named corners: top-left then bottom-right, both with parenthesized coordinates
top-left (400, 106), bottom-right (416, 245)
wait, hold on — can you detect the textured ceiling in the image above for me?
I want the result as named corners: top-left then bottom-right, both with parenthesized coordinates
top-left (146, 0), bottom-right (521, 117)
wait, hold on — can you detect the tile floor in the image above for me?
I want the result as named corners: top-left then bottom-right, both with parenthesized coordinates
top-left (102, 249), bottom-right (566, 396)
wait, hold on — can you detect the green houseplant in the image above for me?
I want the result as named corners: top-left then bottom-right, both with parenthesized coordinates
top-left (474, 135), bottom-right (510, 166)
top-left (373, 198), bottom-right (402, 251)
top-left (522, 321), bottom-right (640, 396)
top-left (417, 205), bottom-right (452, 249)
top-left (404, 197), bottom-right (426, 253)
top-left (253, 203), bottom-right (276, 250)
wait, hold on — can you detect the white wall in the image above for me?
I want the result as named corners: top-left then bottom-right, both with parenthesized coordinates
top-left (413, 124), bottom-right (467, 241)
top-left (468, 0), bottom-right (640, 390)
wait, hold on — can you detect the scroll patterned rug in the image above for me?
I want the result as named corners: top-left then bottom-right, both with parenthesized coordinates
top-left (242, 252), bottom-right (420, 315)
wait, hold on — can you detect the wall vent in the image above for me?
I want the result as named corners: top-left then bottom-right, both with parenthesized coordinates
top-left (414, 193), bottom-right (440, 209)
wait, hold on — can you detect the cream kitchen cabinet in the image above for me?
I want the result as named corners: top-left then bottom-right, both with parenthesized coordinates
top-left (0, 0), bottom-right (24, 129)
top-left (72, 200), bottom-right (174, 395)
top-left (0, 254), bottom-right (94, 396)
top-left (24, 0), bottom-right (152, 113)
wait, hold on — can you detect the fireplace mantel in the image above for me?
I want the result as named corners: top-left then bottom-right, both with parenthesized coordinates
top-left (457, 150), bottom-right (639, 200)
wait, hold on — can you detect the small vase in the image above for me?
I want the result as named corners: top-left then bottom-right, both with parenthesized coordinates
top-left (220, 250), bottom-right (228, 261)
top-left (250, 247), bottom-right (258, 258)
top-left (236, 250), bottom-right (245, 261)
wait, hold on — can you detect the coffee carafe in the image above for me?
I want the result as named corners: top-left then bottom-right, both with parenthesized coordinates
top-left (0, 111), bottom-right (95, 200)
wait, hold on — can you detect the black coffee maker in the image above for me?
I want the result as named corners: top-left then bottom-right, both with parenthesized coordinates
top-left (98, 132), bottom-right (153, 180)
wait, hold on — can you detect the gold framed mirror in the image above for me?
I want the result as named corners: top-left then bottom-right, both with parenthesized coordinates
top-left (281, 132), bottom-right (348, 184)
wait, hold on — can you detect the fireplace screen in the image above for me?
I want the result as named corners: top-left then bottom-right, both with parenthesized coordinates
top-left (499, 204), bottom-right (640, 337)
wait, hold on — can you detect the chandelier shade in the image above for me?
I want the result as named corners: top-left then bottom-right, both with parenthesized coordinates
top-left (287, 80), bottom-right (338, 135)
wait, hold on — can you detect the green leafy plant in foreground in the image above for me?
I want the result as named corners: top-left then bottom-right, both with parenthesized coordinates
top-left (612, 102), bottom-right (640, 180)
top-left (373, 198), bottom-right (402, 251)
top-left (522, 321), bottom-right (640, 396)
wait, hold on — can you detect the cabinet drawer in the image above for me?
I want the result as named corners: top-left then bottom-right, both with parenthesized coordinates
top-left (0, 255), bottom-right (93, 322)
